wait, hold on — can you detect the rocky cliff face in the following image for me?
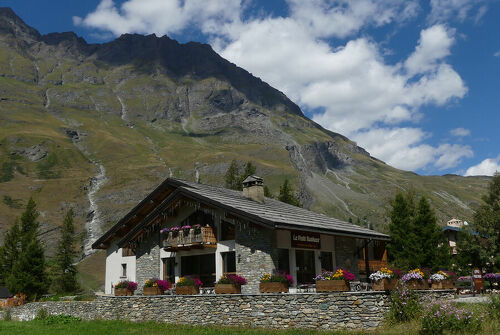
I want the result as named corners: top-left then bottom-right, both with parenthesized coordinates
top-left (0, 8), bottom-right (490, 259)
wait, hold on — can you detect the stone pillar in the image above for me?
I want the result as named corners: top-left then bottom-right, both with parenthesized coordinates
top-left (135, 228), bottom-right (161, 294)
top-left (235, 221), bottom-right (275, 294)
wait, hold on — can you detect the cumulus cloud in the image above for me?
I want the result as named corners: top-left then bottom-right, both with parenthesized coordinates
top-left (465, 156), bottom-right (500, 176)
top-left (450, 127), bottom-right (470, 137)
top-left (75, 0), bottom-right (472, 172)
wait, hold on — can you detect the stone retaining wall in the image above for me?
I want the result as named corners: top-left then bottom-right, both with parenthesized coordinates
top-left (2, 290), bottom-right (454, 330)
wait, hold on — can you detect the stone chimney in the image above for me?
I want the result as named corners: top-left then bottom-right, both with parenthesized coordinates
top-left (242, 175), bottom-right (264, 203)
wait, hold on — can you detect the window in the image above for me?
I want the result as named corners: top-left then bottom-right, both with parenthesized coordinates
top-left (276, 248), bottom-right (289, 274)
top-left (222, 251), bottom-right (236, 274)
top-left (221, 220), bottom-right (235, 240)
top-left (320, 252), bottom-right (333, 271)
top-left (181, 254), bottom-right (216, 287)
top-left (121, 264), bottom-right (127, 277)
top-left (162, 257), bottom-right (175, 283)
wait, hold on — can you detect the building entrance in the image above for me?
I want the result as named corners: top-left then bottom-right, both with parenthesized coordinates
top-left (295, 250), bottom-right (316, 284)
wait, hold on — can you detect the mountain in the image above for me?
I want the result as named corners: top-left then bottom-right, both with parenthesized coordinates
top-left (0, 7), bottom-right (490, 265)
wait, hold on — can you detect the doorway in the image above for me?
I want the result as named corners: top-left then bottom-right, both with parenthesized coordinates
top-left (295, 250), bottom-right (316, 284)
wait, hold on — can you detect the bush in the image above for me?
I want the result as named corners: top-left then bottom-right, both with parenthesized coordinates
top-left (490, 294), bottom-right (500, 319)
top-left (420, 301), bottom-right (482, 335)
top-left (3, 308), bottom-right (11, 321)
top-left (388, 285), bottom-right (422, 323)
top-left (37, 314), bottom-right (82, 325)
top-left (35, 308), bottom-right (49, 320)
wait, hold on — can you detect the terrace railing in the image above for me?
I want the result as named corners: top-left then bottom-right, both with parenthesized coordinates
top-left (163, 226), bottom-right (217, 251)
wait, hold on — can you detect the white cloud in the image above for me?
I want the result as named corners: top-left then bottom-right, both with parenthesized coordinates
top-left (404, 25), bottom-right (454, 75)
top-left (465, 156), bottom-right (500, 176)
top-left (450, 127), bottom-right (470, 137)
top-left (75, 0), bottom-right (472, 172)
top-left (352, 128), bottom-right (472, 171)
top-left (73, 0), bottom-right (242, 36)
top-left (494, 51), bottom-right (500, 57)
top-left (428, 0), bottom-right (489, 23)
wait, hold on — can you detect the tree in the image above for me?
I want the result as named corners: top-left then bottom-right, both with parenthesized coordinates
top-left (225, 160), bottom-right (241, 190)
top-left (412, 196), bottom-right (450, 270)
top-left (264, 185), bottom-right (273, 198)
top-left (53, 209), bottom-right (79, 293)
top-left (387, 191), bottom-right (451, 270)
top-left (4, 198), bottom-right (49, 299)
top-left (278, 179), bottom-right (301, 207)
top-left (457, 172), bottom-right (500, 272)
top-left (225, 160), bottom-right (257, 191)
top-left (0, 220), bottom-right (21, 286)
top-left (387, 192), bottom-right (415, 269)
top-left (6, 237), bottom-right (49, 300)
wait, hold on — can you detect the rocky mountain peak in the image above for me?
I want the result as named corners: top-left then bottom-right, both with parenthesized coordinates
top-left (0, 7), bottom-right (40, 42)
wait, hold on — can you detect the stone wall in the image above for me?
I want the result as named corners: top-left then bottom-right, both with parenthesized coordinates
top-left (135, 228), bottom-right (161, 294)
top-left (3, 291), bottom-right (454, 330)
top-left (235, 221), bottom-right (276, 294)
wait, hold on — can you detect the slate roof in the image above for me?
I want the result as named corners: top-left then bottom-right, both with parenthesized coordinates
top-left (113, 178), bottom-right (389, 247)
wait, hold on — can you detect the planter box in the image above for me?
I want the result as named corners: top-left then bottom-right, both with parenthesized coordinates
top-left (316, 280), bottom-right (350, 292)
top-left (259, 282), bottom-right (289, 293)
top-left (215, 284), bottom-right (241, 294)
top-left (175, 285), bottom-right (199, 295)
top-left (114, 288), bottom-right (132, 296)
top-left (372, 278), bottom-right (398, 291)
top-left (407, 280), bottom-right (429, 290)
top-left (431, 279), bottom-right (455, 290)
top-left (143, 287), bottom-right (162, 295)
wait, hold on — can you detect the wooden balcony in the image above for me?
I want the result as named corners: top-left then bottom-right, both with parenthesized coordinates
top-left (163, 226), bottom-right (217, 251)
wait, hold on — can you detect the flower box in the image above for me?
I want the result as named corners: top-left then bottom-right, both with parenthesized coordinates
top-left (316, 280), bottom-right (350, 292)
top-left (114, 288), bottom-right (132, 296)
top-left (259, 282), bottom-right (289, 293)
top-left (175, 285), bottom-right (199, 295)
top-left (143, 287), bottom-right (162, 295)
top-left (215, 283), bottom-right (241, 294)
top-left (372, 278), bottom-right (398, 291)
top-left (431, 279), bottom-right (455, 290)
top-left (407, 280), bottom-right (429, 290)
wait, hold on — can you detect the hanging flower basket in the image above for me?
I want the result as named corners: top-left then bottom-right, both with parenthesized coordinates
top-left (372, 278), bottom-right (398, 291)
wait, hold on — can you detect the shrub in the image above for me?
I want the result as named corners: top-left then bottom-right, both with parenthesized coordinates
top-left (37, 314), bottom-right (82, 325)
top-left (419, 301), bottom-right (482, 335)
top-left (388, 285), bottom-right (422, 323)
top-left (3, 308), bottom-right (11, 321)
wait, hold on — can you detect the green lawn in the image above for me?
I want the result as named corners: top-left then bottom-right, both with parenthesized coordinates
top-left (0, 321), bottom-right (362, 335)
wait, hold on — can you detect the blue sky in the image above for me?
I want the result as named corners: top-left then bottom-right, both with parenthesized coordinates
top-left (1, 0), bottom-right (499, 176)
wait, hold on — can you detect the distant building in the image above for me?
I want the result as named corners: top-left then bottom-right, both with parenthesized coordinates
top-left (442, 218), bottom-right (469, 255)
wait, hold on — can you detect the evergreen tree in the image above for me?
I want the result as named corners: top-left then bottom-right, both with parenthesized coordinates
top-left (412, 196), bottom-right (450, 270)
top-left (239, 162), bottom-right (256, 185)
top-left (458, 173), bottom-right (500, 272)
top-left (5, 198), bottom-right (49, 299)
top-left (0, 220), bottom-right (21, 286)
top-left (456, 226), bottom-right (487, 274)
top-left (225, 160), bottom-right (240, 190)
top-left (278, 179), bottom-right (301, 207)
top-left (53, 209), bottom-right (79, 293)
top-left (387, 192), bottom-right (415, 269)
top-left (6, 237), bottom-right (49, 300)
top-left (263, 185), bottom-right (272, 198)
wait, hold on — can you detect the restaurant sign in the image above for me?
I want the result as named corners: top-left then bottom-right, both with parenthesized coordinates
top-left (291, 230), bottom-right (321, 249)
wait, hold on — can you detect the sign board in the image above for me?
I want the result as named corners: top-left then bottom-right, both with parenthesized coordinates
top-left (291, 230), bottom-right (321, 249)
top-left (473, 268), bottom-right (483, 292)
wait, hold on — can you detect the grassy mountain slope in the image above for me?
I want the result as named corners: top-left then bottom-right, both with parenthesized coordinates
top-left (0, 7), bottom-right (490, 266)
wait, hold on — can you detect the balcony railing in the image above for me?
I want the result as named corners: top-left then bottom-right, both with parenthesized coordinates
top-left (163, 226), bottom-right (217, 251)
